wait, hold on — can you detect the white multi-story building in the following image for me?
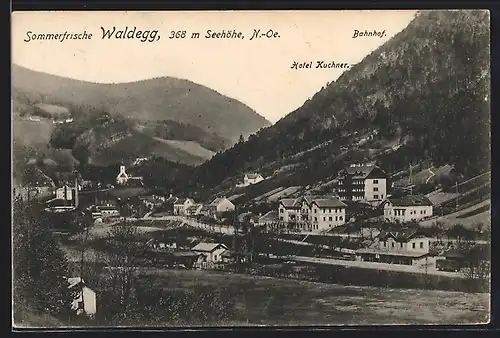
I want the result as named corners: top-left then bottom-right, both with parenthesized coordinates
top-left (336, 163), bottom-right (388, 205)
top-left (278, 195), bottom-right (347, 232)
top-left (382, 195), bottom-right (434, 223)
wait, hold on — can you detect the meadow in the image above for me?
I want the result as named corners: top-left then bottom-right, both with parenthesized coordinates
top-left (136, 268), bottom-right (490, 326)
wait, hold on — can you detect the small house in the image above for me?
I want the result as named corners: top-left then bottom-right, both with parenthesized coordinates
top-left (243, 173), bottom-right (265, 186)
top-left (139, 195), bottom-right (166, 210)
top-left (191, 242), bottom-right (228, 264)
top-left (173, 198), bottom-right (195, 215)
top-left (67, 277), bottom-right (97, 318)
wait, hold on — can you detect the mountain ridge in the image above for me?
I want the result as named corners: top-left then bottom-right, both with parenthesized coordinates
top-left (171, 10), bottom-right (490, 198)
top-left (12, 64), bottom-right (271, 142)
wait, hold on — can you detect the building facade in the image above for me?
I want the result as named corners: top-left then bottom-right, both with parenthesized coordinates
top-left (209, 197), bottom-right (235, 213)
top-left (336, 163), bottom-right (388, 205)
top-left (191, 242), bottom-right (228, 264)
top-left (173, 198), bottom-right (195, 215)
top-left (278, 196), bottom-right (347, 232)
top-left (382, 195), bottom-right (434, 223)
top-left (355, 228), bottom-right (431, 266)
top-left (241, 173), bottom-right (265, 187)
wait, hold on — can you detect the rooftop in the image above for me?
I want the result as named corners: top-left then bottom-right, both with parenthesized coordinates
top-left (339, 163), bottom-right (386, 179)
top-left (386, 195), bottom-right (433, 207)
top-left (312, 198), bottom-right (347, 208)
top-left (355, 248), bottom-right (429, 258)
top-left (245, 173), bottom-right (262, 179)
top-left (378, 228), bottom-right (428, 242)
top-left (191, 242), bottom-right (227, 252)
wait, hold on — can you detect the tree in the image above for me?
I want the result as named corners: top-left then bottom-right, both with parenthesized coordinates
top-left (13, 197), bottom-right (76, 322)
top-left (462, 245), bottom-right (490, 292)
top-left (98, 222), bottom-right (146, 315)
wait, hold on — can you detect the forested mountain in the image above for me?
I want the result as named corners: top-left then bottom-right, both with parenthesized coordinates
top-left (12, 64), bottom-right (271, 142)
top-left (182, 10), bottom-right (490, 194)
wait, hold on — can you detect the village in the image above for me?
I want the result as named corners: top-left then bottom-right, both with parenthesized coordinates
top-left (13, 156), bottom-right (491, 320)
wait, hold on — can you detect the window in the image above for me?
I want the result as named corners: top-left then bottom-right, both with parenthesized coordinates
top-left (412, 243), bottom-right (416, 249)
top-left (383, 241), bottom-right (386, 247)
top-left (400, 242), bottom-right (403, 248)
top-left (329, 209), bottom-right (332, 213)
top-left (329, 217), bottom-right (332, 221)
top-left (335, 216), bottom-right (338, 221)
top-left (391, 242), bottom-right (395, 248)
top-left (279, 208), bottom-right (284, 214)
top-left (279, 216), bottom-right (283, 220)
top-left (420, 242), bottom-right (424, 249)
top-left (374, 187), bottom-right (379, 192)
top-left (323, 217), bottom-right (326, 221)
top-left (214, 255), bottom-right (218, 261)
top-left (339, 216), bottom-right (343, 221)
top-left (374, 194), bottom-right (379, 199)
top-left (373, 180), bottom-right (379, 184)
top-left (381, 194), bottom-right (384, 199)
top-left (314, 209), bottom-right (317, 214)
top-left (314, 217), bottom-right (317, 222)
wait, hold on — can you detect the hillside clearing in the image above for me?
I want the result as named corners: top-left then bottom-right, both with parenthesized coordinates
top-left (13, 117), bottom-right (55, 148)
top-left (152, 137), bottom-right (215, 160)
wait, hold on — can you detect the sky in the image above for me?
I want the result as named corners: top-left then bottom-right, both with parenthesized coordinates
top-left (12, 10), bottom-right (417, 123)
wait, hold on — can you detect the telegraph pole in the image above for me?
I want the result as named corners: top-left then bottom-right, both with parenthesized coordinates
top-left (79, 225), bottom-right (90, 315)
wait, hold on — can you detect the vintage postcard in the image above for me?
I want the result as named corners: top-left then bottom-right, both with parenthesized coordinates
top-left (11, 10), bottom-right (491, 328)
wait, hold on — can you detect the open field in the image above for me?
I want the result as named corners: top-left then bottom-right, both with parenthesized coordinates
top-left (268, 186), bottom-right (302, 202)
top-left (152, 137), bottom-right (215, 161)
top-left (427, 192), bottom-right (460, 205)
top-left (137, 268), bottom-right (489, 325)
top-left (420, 199), bottom-right (491, 228)
top-left (394, 165), bottom-right (452, 187)
top-left (13, 117), bottom-right (56, 148)
top-left (34, 103), bottom-right (70, 116)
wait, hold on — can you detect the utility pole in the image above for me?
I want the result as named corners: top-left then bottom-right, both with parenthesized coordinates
top-left (455, 181), bottom-right (459, 212)
top-left (79, 225), bottom-right (90, 316)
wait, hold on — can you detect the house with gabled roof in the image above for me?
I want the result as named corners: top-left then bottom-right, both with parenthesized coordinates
top-left (278, 197), bottom-right (303, 223)
top-left (355, 228), bottom-right (431, 266)
top-left (335, 163), bottom-right (388, 205)
top-left (278, 195), bottom-right (347, 232)
top-left (244, 173), bottom-right (265, 186)
top-left (237, 173), bottom-right (265, 187)
top-left (191, 242), bottom-right (228, 264)
top-left (382, 195), bottom-right (433, 223)
top-left (66, 277), bottom-right (97, 318)
top-left (173, 198), bottom-right (195, 215)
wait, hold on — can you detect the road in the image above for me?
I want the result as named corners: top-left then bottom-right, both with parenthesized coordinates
top-left (292, 255), bottom-right (466, 278)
